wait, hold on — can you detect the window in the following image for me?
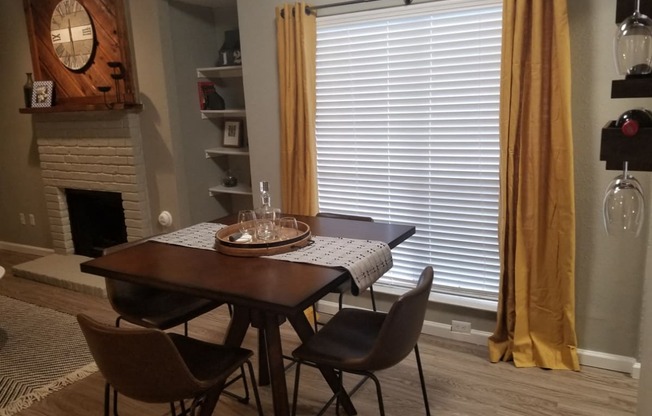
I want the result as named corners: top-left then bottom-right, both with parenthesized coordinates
top-left (315, 0), bottom-right (502, 303)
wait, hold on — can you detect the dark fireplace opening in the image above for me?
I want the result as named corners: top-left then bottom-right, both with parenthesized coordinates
top-left (65, 189), bottom-right (127, 258)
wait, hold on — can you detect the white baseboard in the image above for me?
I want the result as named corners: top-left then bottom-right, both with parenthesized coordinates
top-left (0, 241), bottom-right (53, 257)
top-left (577, 348), bottom-right (640, 379)
top-left (316, 300), bottom-right (640, 378)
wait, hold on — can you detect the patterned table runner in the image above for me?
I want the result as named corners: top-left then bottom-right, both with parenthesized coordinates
top-left (149, 222), bottom-right (392, 294)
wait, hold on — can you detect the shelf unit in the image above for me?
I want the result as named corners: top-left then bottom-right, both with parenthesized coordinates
top-left (197, 64), bottom-right (252, 198)
top-left (200, 109), bottom-right (246, 119)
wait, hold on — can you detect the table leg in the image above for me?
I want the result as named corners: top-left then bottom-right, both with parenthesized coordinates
top-left (263, 312), bottom-right (291, 416)
top-left (288, 312), bottom-right (357, 416)
top-left (223, 304), bottom-right (252, 346)
top-left (258, 329), bottom-right (270, 385)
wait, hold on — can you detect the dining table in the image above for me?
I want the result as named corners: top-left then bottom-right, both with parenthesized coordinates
top-left (80, 214), bottom-right (415, 416)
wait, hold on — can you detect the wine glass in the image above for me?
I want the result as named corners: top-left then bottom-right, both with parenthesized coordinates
top-left (256, 218), bottom-right (275, 241)
top-left (614, 0), bottom-right (652, 75)
top-left (238, 210), bottom-right (257, 237)
top-left (603, 162), bottom-right (645, 237)
top-left (278, 217), bottom-right (299, 240)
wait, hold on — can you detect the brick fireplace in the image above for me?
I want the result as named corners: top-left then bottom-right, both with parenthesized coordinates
top-left (33, 112), bottom-right (152, 255)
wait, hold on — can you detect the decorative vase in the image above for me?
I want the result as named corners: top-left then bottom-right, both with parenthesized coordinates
top-left (23, 72), bottom-right (33, 108)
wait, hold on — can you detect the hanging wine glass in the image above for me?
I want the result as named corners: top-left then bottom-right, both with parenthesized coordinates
top-left (603, 161), bottom-right (645, 237)
top-left (614, 0), bottom-right (652, 76)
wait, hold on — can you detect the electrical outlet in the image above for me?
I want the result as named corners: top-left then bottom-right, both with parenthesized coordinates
top-left (451, 320), bottom-right (472, 334)
top-left (19, 213), bottom-right (26, 225)
top-left (29, 214), bottom-right (35, 226)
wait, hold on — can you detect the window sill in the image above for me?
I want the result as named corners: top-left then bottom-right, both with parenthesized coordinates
top-left (374, 284), bottom-right (498, 312)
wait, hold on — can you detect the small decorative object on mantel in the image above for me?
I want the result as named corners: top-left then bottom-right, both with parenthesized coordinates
top-left (108, 61), bottom-right (126, 103)
top-left (223, 120), bottom-right (242, 147)
top-left (217, 29), bottom-right (241, 67)
top-left (23, 73), bottom-right (33, 108)
top-left (31, 81), bottom-right (54, 108)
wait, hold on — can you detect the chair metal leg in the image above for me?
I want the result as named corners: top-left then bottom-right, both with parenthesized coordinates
top-left (113, 386), bottom-right (119, 416)
top-left (367, 372), bottom-right (385, 416)
top-left (291, 361), bottom-right (301, 416)
top-left (222, 365), bottom-right (250, 403)
top-left (103, 383), bottom-right (110, 416)
top-left (313, 304), bottom-right (319, 332)
top-left (245, 359), bottom-right (265, 416)
top-left (414, 343), bottom-right (431, 416)
top-left (369, 286), bottom-right (377, 311)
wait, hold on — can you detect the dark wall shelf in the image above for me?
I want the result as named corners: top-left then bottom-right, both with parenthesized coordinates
top-left (612, 76), bottom-right (652, 98)
top-left (616, 0), bottom-right (652, 23)
top-left (19, 102), bottom-right (143, 114)
top-left (600, 121), bottom-right (652, 171)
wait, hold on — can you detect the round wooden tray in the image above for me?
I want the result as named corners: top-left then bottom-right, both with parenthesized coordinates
top-left (215, 221), bottom-right (312, 257)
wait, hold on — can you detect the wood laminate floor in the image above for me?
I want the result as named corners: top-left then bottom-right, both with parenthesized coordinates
top-left (0, 249), bottom-right (638, 415)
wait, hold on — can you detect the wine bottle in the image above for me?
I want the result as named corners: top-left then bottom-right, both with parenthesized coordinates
top-left (615, 108), bottom-right (652, 137)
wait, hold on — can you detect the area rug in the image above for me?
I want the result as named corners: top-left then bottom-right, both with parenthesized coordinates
top-left (0, 295), bottom-right (97, 416)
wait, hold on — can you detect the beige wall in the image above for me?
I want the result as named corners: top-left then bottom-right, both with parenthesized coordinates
top-left (0, 0), bottom-right (52, 250)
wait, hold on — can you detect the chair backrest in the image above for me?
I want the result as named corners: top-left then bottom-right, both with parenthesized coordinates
top-left (365, 266), bottom-right (433, 370)
top-left (101, 238), bottom-right (170, 324)
top-left (77, 314), bottom-right (205, 403)
top-left (316, 212), bottom-right (374, 222)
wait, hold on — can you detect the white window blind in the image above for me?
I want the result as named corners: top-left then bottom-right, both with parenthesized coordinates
top-left (315, 0), bottom-right (502, 300)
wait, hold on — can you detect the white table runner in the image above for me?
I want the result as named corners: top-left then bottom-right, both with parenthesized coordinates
top-left (264, 237), bottom-right (391, 294)
top-left (149, 222), bottom-right (392, 294)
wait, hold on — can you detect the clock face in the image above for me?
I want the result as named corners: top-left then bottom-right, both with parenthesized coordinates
top-left (50, 0), bottom-right (95, 71)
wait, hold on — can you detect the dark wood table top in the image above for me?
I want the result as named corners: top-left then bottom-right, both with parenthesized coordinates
top-left (80, 214), bottom-right (415, 316)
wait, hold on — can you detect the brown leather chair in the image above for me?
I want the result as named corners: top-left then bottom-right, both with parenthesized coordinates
top-left (291, 266), bottom-right (433, 416)
top-left (102, 240), bottom-right (224, 336)
top-left (312, 212), bottom-right (378, 331)
top-left (102, 240), bottom-right (248, 405)
top-left (77, 314), bottom-right (263, 416)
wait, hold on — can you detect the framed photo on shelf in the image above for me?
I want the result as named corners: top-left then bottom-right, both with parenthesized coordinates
top-left (223, 120), bottom-right (242, 147)
top-left (32, 81), bottom-right (54, 108)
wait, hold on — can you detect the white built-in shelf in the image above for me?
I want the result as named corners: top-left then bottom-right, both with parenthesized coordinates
top-left (197, 65), bottom-right (243, 79)
top-left (208, 184), bottom-right (253, 196)
top-left (205, 147), bottom-right (250, 158)
top-left (200, 109), bottom-right (246, 119)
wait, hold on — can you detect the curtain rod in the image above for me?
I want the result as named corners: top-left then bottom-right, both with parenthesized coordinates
top-left (307, 0), bottom-right (413, 14)
top-left (280, 0), bottom-right (413, 18)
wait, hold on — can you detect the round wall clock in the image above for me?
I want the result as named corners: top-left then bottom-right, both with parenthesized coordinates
top-left (50, 0), bottom-right (95, 71)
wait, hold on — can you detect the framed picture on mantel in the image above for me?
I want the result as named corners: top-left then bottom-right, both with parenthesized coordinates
top-left (32, 81), bottom-right (54, 108)
top-left (223, 120), bottom-right (242, 147)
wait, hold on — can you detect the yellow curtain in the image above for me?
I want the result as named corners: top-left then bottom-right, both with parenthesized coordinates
top-left (275, 3), bottom-right (318, 216)
top-left (488, 0), bottom-right (579, 370)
